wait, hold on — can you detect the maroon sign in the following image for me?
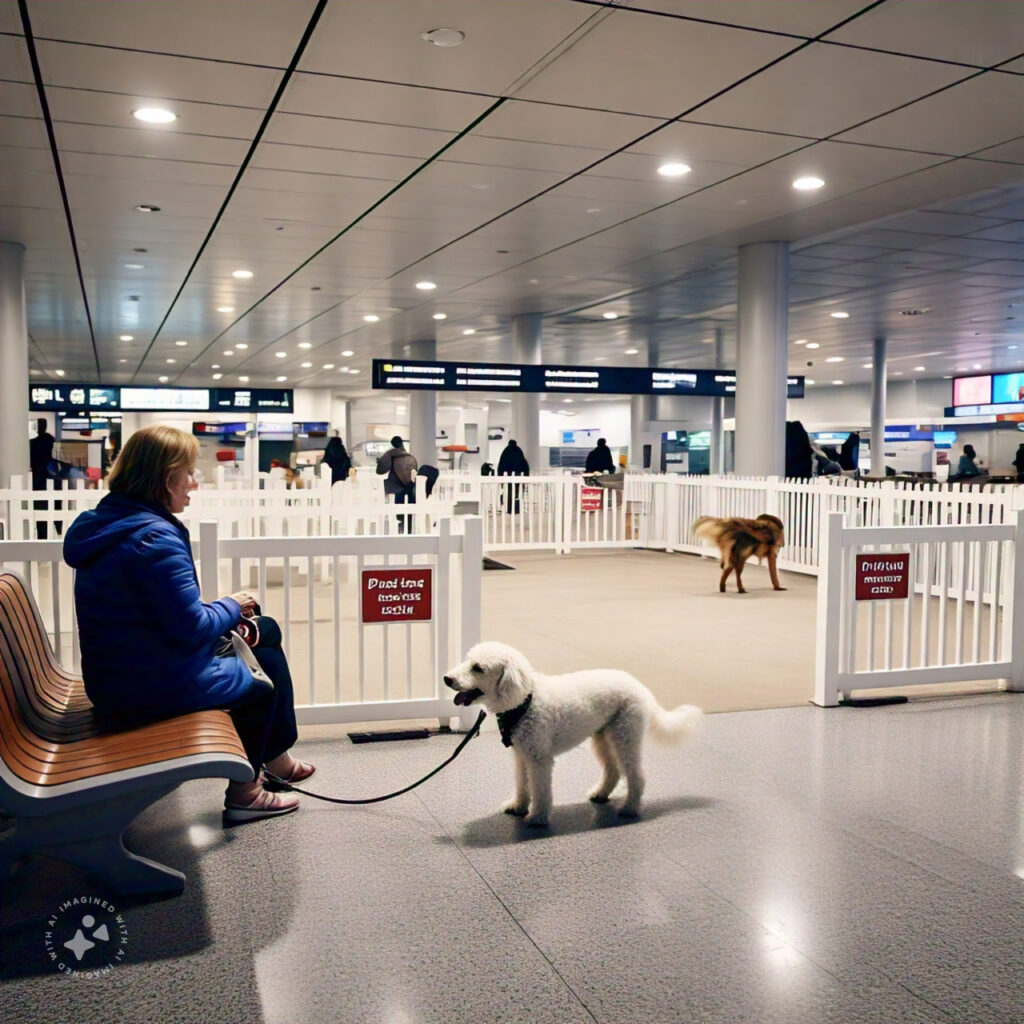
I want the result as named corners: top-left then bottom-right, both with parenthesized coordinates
top-left (580, 486), bottom-right (603, 512)
top-left (361, 568), bottom-right (433, 623)
top-left (855, 553), bottom-right (910, 601)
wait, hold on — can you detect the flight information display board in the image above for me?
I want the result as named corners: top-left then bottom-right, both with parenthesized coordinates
top-left (373, 359), bottom-right (804, 398)
top-left (29, 384), bottom-right (293, 413)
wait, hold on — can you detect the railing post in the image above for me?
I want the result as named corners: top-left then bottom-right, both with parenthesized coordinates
top-left (765, 475), bottom-right (780, 518)
top-left (557, 475), bottom-right (569, 554)
top-left (460, 518), bottom-right (483, 723)
top-left (880, 480), bottom-right (896, 527)
top-left (1006, 509), bottom-right (1024, 692)
top-left (813, 511), bottom-right (845, 707)
top-left (198, 519), bottom-right (220, 599)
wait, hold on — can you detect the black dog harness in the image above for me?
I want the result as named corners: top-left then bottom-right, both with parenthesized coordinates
top-left (496, 693), bottom-right (533, 747)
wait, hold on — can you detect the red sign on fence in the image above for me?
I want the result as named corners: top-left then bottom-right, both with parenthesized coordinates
top-left (855, 553), bottom-right (910, 600)
top-left (580, 486), bottom-right (603, 512)
top-left (361, 568), bottom-right (433, 623)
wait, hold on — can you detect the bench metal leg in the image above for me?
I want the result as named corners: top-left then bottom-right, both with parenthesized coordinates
top-left (0, 785), bottom-right (188, 895)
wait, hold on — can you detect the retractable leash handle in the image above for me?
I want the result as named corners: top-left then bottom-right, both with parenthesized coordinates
top-left (262, 709), bottom-right (487, 805)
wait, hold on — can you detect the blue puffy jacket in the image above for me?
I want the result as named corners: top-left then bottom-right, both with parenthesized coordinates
top-left (63, 493), bottom-right (254, 718)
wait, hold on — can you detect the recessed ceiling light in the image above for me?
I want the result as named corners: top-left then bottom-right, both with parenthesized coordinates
top-left (363, 314), bottom-right (380, 322)
top-left (217, 306), bottom-right (234, 313)
top-left (118, 359), bottom-right (127, 364)
top-left (563, 398), bottom-right (573, 403)
top-left (973, 363), bottom-right (983, 369)
top-left (825, 356), bottom-right (844, 363)
top-left (863, 363), bottom-right (873, 369)
top-left (165, 358), bottom-right (176, 364)
top-left (341, 350), bottom-right (354, 357)
top-left (1010, 345), bottom-right (1019, 350)
top-left (134, 204), bottom-right (160, 213)
top-left (624, 348), bottom-right (639, 355)
top-left (830, 311), bottom-right (850, 319)
top-left (234, 343), bottom-right (248, 350)
top-left (298, 342), bottom-right (311, 349)
top-left (657, 161), bottom-right (691, 177)
top-left (119, 334), bottom-right (133, 341)
top-left (133, 107), bottom-right (176, 124)
top-left (831, 380), bottom-right (844, 385)
top-left (232, 269), bottom-right (253, 279)
top-left (224, 350), bottom-right (234, 356)
top-left (805, 379), bottom-right (815, 385)
top-left (793, 339), bottom-right (808, 345)
top-left (602, 312), bottom-right (619, 320)
top-left (349, 368), bottom-right (360, 374)
top-left (792, 176), bottom-right (825, 191)
top-left (805, 342), bottom-right (820, 349)
top-left (239, 376), bottom-right (249, 382)
top-left (463, 328), bottom-right (476, 336)
top-left (323, 363), bottom-right (335, 370)
top-left (433, 313), bottom-right (447, 321)
top-left (420, 27), bottom-right (465, 47)
top-left (914, 366), bottom-right (926, 372)
top-left (276, 376), bottom-right (287, 382)
top-left (124, 263), bottom-right (144, 270)
top-left (275, 351), bottom-right (287, 358)
top-left (416, 281), bottom-right (437, 291)
top-left (301, 362), bottom-right (312, 368)
top-left (175, 339), bottom-right (188, 346)
top-left (211, 364), bottom-right (220, 369)
top-left (55, 369), bottom-right (65, 377)
top-left (212, 373), bottom-right (223, 380)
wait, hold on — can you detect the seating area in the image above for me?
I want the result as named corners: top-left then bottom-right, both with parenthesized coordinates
top-left (0, 571), bottom-right (253, 895)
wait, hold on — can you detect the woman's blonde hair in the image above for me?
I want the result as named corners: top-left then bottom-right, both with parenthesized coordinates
top-left (108, 425), bottom-right (198, 508)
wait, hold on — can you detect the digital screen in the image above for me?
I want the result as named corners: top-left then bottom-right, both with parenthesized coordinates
top-left (121, 387), bottom-right (210, 411)
top-left (258, 422), bottom-right (294, 438)
top-left (295, 422), bottom-right (328, 437)
top-left (212, 388), bottom-right (293, 411)
top-left (992, 373), bottom-right (1024, 404)
top-left (933, 431), bottom-right (957, 448)
top-left (88, 387), bottom-right (119, 409)
top-left (953, 375), bottom-right (992, 406)
top-left (33, 384), bottom-right (293, 413)
top-left (30, 385), bottom-right (91, 410)
top-left (373, 359), bottom-right (804, 398)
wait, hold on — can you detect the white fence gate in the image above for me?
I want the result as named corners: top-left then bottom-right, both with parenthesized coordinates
top-left (813, 511), bottom-right (1024, 706)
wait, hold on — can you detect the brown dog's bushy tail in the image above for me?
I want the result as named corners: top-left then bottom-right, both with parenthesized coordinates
top-left (693, 516), bottom-right (724, 545)
top-left (649, 704), bottom-right (703, 744)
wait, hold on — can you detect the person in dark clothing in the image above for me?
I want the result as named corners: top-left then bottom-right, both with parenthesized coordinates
top-left (63, 425), bottom-right (313, 826)
top-left (376, 435), bottom-right (418, 531)
top-left (785, 421), bottom-right (813, 478)
top-left (584, 438), bottom-right (616, 474)
top-left (953, 443), bottom-right (982, 480)
top-left (1014, 443), bottom-right (1024, 483)
top-left (29, 417), bottom-right (58, 539)
top-left (838, 432), bottom-right (860, 472)
top-left (497, 439), bottom-right (530, 513)
top-left (418, 464), bottom-right (440, 498)
top-left (322, 430), bottom-right (352, 485)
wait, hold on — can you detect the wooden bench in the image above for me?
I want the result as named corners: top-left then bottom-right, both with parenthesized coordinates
top-left (0, 570), bottom-right (253, 895)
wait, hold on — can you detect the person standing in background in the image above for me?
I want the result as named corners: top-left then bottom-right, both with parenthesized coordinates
top-left (497, 439), bottom-right (530, 514)
top-left (322, 430), bottom-right (352, 485)
top-left (954, 443), bottom-right (982, 480)
top-left (376, 435), bottom-right (418, 531)
top-left (584, 437), bottom-right (616, 473)
top-left (29, 417), bottom-right (56, 539)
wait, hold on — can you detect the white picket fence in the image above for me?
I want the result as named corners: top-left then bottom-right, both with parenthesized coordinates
top-left (813, 511), bottom-right (1024, 706)
top-left (0, 517), bottom-right (483, 728)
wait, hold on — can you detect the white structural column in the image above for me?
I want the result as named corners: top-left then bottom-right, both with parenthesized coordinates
top-left (735, 242), bottom-right (789, 477)
top-left (710, 326), bottom-right (726, 475)
top-left (629, 335), bottom-right (659, 469)
top-left (0, 242), bottom-right (28, 487)
top-left (511, 313), bottom-right (541, 473)
top-left (407, 338), bottom-right (437, 468)
top-left (870, 336), bottom-right (887, 477)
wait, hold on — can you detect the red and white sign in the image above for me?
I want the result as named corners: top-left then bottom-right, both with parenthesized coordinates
top-left (580, 486), bottom-right (603, 512)
top-left (361, 568), bottom-right (433, 623)
top-left (855, 553), bottom-right (910, 601)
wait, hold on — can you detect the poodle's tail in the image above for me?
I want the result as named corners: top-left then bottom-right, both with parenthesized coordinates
top-left (649, 703), bottom-right (703, 744)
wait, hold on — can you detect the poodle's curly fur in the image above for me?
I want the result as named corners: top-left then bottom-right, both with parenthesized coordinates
top-left (444, 642), bottom-right (702, 827)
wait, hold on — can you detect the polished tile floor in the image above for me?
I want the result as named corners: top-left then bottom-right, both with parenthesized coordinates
top-left (4, 692), bottom-right (1024, 1023)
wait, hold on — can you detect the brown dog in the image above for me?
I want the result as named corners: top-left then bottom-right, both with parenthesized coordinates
top-left (693, 514), bottom-right (786, 594)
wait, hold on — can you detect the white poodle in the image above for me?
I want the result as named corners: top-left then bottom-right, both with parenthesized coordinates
top-left (444, 641), bottom-right (702, 827)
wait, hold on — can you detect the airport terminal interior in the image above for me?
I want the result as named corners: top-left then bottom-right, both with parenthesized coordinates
top-left (4, 1), bottom-right (1024, 1021)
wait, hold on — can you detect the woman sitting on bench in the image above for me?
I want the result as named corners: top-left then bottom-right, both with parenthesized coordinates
top-left (63, 425), bottom-right (315, 826)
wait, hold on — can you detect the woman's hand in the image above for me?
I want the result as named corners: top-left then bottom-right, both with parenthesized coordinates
top-left (229, 591), bottom-right (258, 616)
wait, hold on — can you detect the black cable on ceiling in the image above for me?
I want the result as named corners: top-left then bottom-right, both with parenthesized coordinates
top-left (18, 0), bottom-right (101, 380)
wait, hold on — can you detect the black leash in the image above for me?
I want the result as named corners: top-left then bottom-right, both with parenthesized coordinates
top-left (262, 710), bottom-right (487, 804)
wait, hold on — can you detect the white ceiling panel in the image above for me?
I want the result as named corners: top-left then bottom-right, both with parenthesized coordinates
top-left (0, 29), bottom-right (31, 78)
top-left (28, 0), bottom-right (316, 65)
top-left (630, 120), bottom-right (811, 166)
top-left (622, 0), bottom-right (870, 37)
top-left (695, 43), bottom-right (969, 139)
top-left (965, 137), bottom-right (1024, 165)
top-left (475, 99), bottom-right (657, 152)
top-left (298, 0), bottom-right (592, 94)
top-left (265, 111), bottom-right (454, 159)
top-left (442, 135), bottom-right (608, 175)
top-left (837, 73), bottom-right (1024, 155)
top-left (252, 141), bottom-right (424, 181)
top-left (0, 80), bottom-right (45, 118)
top-left (514, 9), bottom-right (795, 117)
top-left (824, 0), bottom-right (1024, 67)
top-left (49, 121), bottom-right (248, 165)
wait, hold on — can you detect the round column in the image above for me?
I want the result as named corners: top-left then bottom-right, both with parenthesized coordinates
top-left (710, 326), bottom-right (726, 475)
top-left (0, 242), bottom-right (28, 487)
top-left (407, 339), bottom-right (437, 468)
top-left (870, 336), bottom-right (887, 478)
top-left (512, 313), bottom-right (541, 474)
top-left (735, 242), bottom-right (789, 477)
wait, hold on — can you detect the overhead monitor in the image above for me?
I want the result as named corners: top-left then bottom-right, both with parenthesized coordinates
top-left (992, 372), bottom-right (1024, 405)
top-left (952, 375), bottom-right (992, 407)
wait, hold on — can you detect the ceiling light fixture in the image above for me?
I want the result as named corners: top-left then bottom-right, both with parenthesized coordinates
top-left (806, 342), bottom-right (820, 349)
top-left (175, 339), bottom-right (188, 346)
top-left (133, 107), bottom-right (176, 124)
top-left (158, 375), bottom-right (169, 382)
top-left (211, 364), bottom-right (220, 369)
top-left (124, 263), bottom-right (144, 270)
top-left (624, 347), bottom-right (639, 355)
top-left (232, 269), bottom-right (253, 279)
top-left (831, 380), bottom-right (844, 385)
top-left (298, 342), bottom-right (312, 349)
top-left (792, 176), bottom-right (825, 191)
top-left (914, 366), bottom-right (926, 372)
top-left (657, 161), bottom-right (691, 177)
top-left (793, 339), bottom-right (808, 345)
top-left (234, 343), bottom-right (248, 350)
top-left (341, 350), bottom-right (354, 357)
top-left (119, 334), bottom-right (133, 341)
top-left (275, 351), bottom-right (287, 358)
top-left (825, 356), bottom-right (844, 363)
top-left (830, 311), bottom-right (850, 319)
top-left (301, 362), bottom-right (312, 368)
top-left (602, 312), bottom-right (618, 320)
top-left (165, 358), bottom-right (176, 364)
top-left (323, 363), bottom-right (335, 370)
top-left (217, 306), bottom-right (234, 313)
top-left (212, 373), bottom-right (223, 380)
top-left (863, 363), bottom-right (873, 369)
top-left (415, 280), bottom-right (437, 291)
top-left (349, 368), bottom-right (360, 374)
top-left (55, 369), bottom-right (65, 377)
top-left (463, 328), bottom-right (476, 336)
top-left (134, 204), bottom-right (160, 213)
top-left (420, 27), bottom-right (465, 47)
top-left (276, 376), bottom-right (287, 382)
top-left (238, 376), bottom-right (249, 382)
top-left (363, 314), bottom-right (380, 322)
top-left (433, 313), bottom-right (447, 320)
top-left (805, 378), bottom-right (815, 385)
